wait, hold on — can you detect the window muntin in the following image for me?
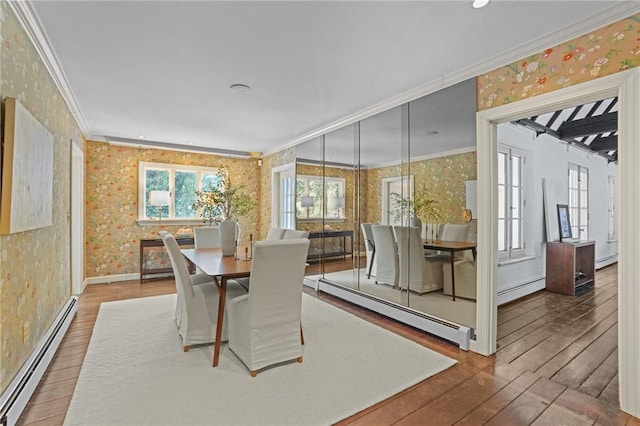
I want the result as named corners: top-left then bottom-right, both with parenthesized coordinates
top-left (295, 175), bottom-right (345, 219)
top-left (568, 163), bottom-right (589, 240)
top-left (498, 147), bottom-right (525, 258)
top-left (138, 161), bottom-right (221, 221)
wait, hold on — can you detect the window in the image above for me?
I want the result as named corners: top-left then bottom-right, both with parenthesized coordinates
top-left (498, 146), bottom-right (525, 258)
top-left (607, 175), bottom-right (616, 241)
top-left (568, 163), bottom-right (589, 240)
top-left (295, 175), bottom-right (345, 220)
top-left (381, 176), bottom-right (413, 226)
top-left (138, 161), bottom-right (221, 221)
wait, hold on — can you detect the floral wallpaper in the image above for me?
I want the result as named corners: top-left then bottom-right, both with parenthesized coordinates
top-left (258, 148), bottom-right (296, 240)
top-left (0, 4), bottom-right (85, 391)
top-left (85, 141), bottom-right (260, 277)
top-left (366, 152), bottom-right (477, 226)
top-left (478, 14), bottom-right (640, 110)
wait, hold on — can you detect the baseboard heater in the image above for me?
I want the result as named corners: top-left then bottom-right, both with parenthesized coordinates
top-left (0, 296), bottom-right (78, 426)
top-left (318, 279), bottom-right (472, 350)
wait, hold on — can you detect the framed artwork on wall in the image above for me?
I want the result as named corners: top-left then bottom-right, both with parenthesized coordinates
top-left (557, 204), bottom-right (572, 242)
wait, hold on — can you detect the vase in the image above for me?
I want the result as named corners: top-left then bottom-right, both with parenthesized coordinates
top-left (409, 216), bottom-right (422, 235)
top-left (220, 219), bottom-right (239, 256)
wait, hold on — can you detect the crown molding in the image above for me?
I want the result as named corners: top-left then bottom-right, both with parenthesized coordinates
top-left (103, 136), bottom-right (255, 158)
top-left (6, 1), bottom-right (92, 138)
top-left (264, 2), bottom-right (640, 157)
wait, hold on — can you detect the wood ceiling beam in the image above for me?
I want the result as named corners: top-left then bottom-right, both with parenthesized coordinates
top-left (513, 118), bottom-right (561, 139)
top-left (558, 112), bottom-right (617, 140)
top-left (588, 135), bottom-right (618, 152)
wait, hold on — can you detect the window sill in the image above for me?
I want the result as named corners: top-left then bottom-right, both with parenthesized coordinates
top-left (137, 219), bottom-right (207, 227)
top-left (498, 255), bottom-right (538, 267)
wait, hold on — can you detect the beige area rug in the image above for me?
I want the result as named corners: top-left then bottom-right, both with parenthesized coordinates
top-left (64, 293), bottom-right (456, 426)
top-left (322, 269), bottom-right (477, 329)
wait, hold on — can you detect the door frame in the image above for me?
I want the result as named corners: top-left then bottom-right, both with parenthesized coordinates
top-left (71, 143), bottom-right (84, 294)
top-left (475, 68), bottom-right (640, 416)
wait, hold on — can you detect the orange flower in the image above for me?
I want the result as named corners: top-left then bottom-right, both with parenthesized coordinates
top-left (542, 48), bottom-right (553, 58)
top-left (537, 77), bottom-right (547, 84)
top-left (562, 53), bottom-right (573, 61)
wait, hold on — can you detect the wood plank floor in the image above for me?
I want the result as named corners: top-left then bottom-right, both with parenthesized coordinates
top-left (17, 264), bottom-right (639, 425)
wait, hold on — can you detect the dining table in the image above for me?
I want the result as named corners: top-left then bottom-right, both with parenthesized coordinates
top-left (181, 247), bottom-right (251, 367)
top-left (423, 240), bottom-right (477, 301)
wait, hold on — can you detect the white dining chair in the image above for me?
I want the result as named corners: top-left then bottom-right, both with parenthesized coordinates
top-left (227, 238), bottom-right (310, 376)
top-left (371, 224), bottom-right (398, 288)
top-left (194, 226), bottom-right (221, 249)
top-left (162, 232), bottom-right (246, 351)
top-left (394, 226), bottom-right (446, 294)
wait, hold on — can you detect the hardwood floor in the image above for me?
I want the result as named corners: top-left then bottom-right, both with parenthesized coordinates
top-left (17, 264), bottom-right (638, 425)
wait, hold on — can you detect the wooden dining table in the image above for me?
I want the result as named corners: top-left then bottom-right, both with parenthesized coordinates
top-left (181, 247), bottom-right (251, 367)
top-left (423, 240), bottom-right (477, 301)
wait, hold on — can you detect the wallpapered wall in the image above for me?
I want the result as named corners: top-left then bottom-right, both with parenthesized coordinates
top-left (84, 141), bottom-right (260, 277)
top-left (0, 4), bottom-right (85, 391)
top-left (258, 148), bottom-right (297, 240)
top-left (478, 13), bottom-right (640, 110)
top-left (366, 152), bottom-right (477, 226)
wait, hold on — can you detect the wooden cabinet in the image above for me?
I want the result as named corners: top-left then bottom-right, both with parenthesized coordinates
top-left (546, 240), bottom-right (595, 296)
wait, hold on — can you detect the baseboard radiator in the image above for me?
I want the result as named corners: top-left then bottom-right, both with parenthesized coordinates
top-left (318, 279), bottom-right (472, 350)
top-left (0, 296), bottom-right (78, 426)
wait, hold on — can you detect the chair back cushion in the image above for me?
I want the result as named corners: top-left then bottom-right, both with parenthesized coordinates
top-left (361, 223), bottom-right (375, 251)
top-left (440, 223), bottom-right (470, 242)
top-left (393, 226), bottom-right (424, 287)
top-left (248, 239), bottom-right (310, 326)
top-left (265, 227), bottom-right (287, 240)
top-left (283, 229), bottom-right (310, 239)
top-left (194, 226), bottom-right (221, 249)
top-left (371, 224), bottom-right (399, 286)
top-left (161, 233), bottom-right (194, 300)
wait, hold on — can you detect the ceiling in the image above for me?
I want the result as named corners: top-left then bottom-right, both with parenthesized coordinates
top-left (27, 1), bottom-right (638, 157)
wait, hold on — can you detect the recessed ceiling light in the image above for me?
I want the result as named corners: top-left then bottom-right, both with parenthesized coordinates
top-left (186, 140), bottom-right (194, 144)
top-left (230, 84), bottom-right (251, 92)
top-left (230, 145), bottom-right (237, 149)
top-left (424, 131), bottom-right (439, 136)
top-left (472, 0), bottom-right (489, 8)
top-left (137, 135), bottom-right (145, 139)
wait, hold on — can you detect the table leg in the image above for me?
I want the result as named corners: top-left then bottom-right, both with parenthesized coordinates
top-left (212, 277), bottom-right (227, 367)
top-left (472, 247), bottom-right (477, 261)
top-left (367, 246), bottom-right (376, 279)
top-left (450, 251), bottom-right (456, 301)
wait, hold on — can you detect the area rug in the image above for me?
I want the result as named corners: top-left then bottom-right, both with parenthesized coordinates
top-left (64, 293), bottom-right (456, 426)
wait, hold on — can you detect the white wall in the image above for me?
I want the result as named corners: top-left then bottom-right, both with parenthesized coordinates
top-left (496, 123), bottom-right (617, 304)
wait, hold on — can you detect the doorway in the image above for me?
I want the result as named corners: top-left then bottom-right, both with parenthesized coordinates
top-left (476, 69), bottom-right (640, 416)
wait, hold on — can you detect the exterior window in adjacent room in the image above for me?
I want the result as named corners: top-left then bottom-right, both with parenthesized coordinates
top-left (138, 161), bottom-right (221, 221)
top-left (607, 175), bottom-right (616, 241)
top-left (296, 175), bottom-right (346, 220)
top-left (568, 163), bottom-right (589, 240)
top-left (498, 146), bottom-right (526, 259)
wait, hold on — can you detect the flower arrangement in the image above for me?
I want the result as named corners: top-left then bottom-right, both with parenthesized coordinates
top-left (391, 182), bottom-right (442, 224)
top-left (192, 167), bottom-right (254, 225)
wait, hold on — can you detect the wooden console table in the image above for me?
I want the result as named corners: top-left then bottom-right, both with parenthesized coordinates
top-left (139, 236), bottom-right (195, 281)
top-left (307, 230), bottom-right (354, 262)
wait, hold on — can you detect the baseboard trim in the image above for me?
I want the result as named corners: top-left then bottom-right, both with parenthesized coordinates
top-left (596, 255), bottom-right (618, 270)
top-left (318, 279), bottom-right (472, 350)
top-left (497, 278), bottom-right (546, 305)
top-left (0, 296), bottom-right (78, 426)
top-left (85, 273), bottom-right (139, 285)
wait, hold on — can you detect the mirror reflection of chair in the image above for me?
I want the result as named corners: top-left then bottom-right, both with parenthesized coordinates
top-left (266, 227), bottom-right (287, 240)
top-left (162, 232), bottom-right (247, 351)
top-left (443, 221), bottom-right (477, 299)
top-left (227, 239), bottom-right (310, 377)
top-left (394, 226), bottom-right (446, 294)
top-left (371, 225), bottom-right (398, 288)
top-left (361, 223), bottom-right (377, 279)
top-left (283, 229), bottom-right (309, 239)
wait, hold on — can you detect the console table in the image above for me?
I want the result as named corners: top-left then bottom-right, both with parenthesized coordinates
top-left (307, 230), bottom-right (353, 262)
top-left (139, 236), bottom-right (195, 281)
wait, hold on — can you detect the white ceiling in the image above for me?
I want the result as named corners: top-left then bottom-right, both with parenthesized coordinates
top-left (27, 1), bottom-right (638, 157)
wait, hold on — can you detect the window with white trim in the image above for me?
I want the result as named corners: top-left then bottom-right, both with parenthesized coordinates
top-left (607, 175), bottom-right (616, 241)
top-left (138, 161), bottom-right (221, 221)
top-left (498, 146), bottom-right (526, 258)
top-left (295, 175), bottom-right (345, 219)
top-left (568, 163), bottom-right (589, 240)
